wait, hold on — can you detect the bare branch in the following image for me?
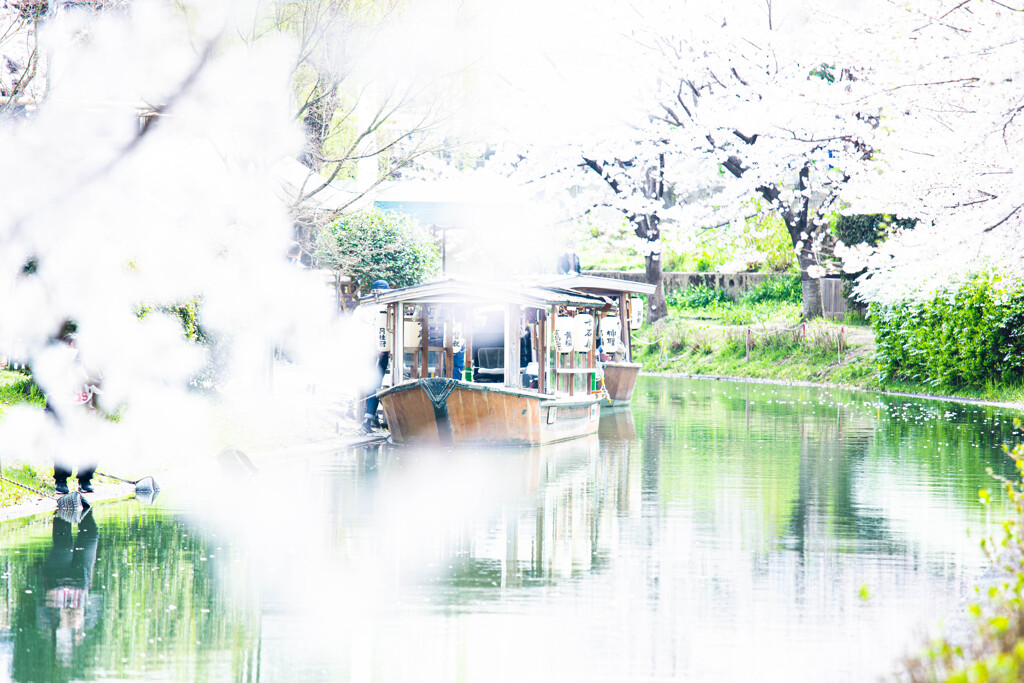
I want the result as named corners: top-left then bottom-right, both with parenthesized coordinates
top-left (937, 0), bottom-right (973, 21)
top-left (659, 103), bottom-right (684, 127)
top-left (853, 77), bottom-right (980, 103)
top-left (982, 203), bottom-right (1024, 232)
top-left (581, 157), bottom-right (622, 195)
top-left (1004, 96), bottom-right (1024, 148)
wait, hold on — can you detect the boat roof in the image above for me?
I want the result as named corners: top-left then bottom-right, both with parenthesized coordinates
top-left (540, 273), bottom-right (657, 296)
top-left (362, 278), bottom-right (610, 308)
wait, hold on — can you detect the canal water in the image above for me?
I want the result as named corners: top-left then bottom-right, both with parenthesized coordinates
top-left (1, 377), bottom-right (1021, 682)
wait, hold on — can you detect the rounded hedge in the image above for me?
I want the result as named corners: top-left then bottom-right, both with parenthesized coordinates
top-left (314, 208), bottom-right (441, 293)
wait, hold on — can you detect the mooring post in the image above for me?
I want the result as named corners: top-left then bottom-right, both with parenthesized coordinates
top-left (746, 328), bottom-right (751, 361)
top-left (839, 326), bottom-right (844, 361)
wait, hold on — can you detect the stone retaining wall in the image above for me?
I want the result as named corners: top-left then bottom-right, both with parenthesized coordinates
top-left (585, 271), bottom-right (850, 320)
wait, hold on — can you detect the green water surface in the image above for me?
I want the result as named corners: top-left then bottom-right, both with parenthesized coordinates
top-left (1, 377), bottom-right (1019, 682)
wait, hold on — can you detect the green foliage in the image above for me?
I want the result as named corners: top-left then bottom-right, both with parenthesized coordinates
top-left (835, 214), bottom-right (918, 310)
top-left (872, 272), bottom-right (1024, 389)
top-left (579, 242), bottom-right (645, 271)
top-left (718, 320), bottom-right (842, 361)
top-left (809, 63), bottom-right (836, 83)
top-left (634, 314), bottom-right (861, 384)
top-left (667, 284), bottom-right (733, 309)
top-left (750, 213), bottom-right (798, 273)
top-left (741, 275), bottom-right (802, 306)
top-left (714, 301), bottom-right (800, 326)
top-left (0, 369), bottom-right (42, 408)
top-left (844, 309), bottom-right (869, 327)
top-left (579, 207), bottom-right (796, 275)
top-left (138, 299), bottom-right (207, 344)
top-left (664, 278), bottom-right (801, 325)
top-left (834, 213), bottom-right (917, 248)
top-left (901, 421), bottom-right (1024, 683)
top-left (172, 299), bottom-right (205, 343)
top-left (661, 248), bottom-right (691, 272)
top-left (315, 208), bottom-right (441, 293)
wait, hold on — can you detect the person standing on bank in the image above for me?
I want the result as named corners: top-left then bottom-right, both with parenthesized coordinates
top-left (43, 326), bottom-right (102, 495)
top-left (556, 241), bottom-right (582, 275)
top-left (361, 280), bottom-right (391, 433)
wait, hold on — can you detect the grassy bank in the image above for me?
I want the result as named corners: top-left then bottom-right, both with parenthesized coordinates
top-left (633, 283), bottom-right (1024, 407)
top-left (636, 313), bottom-right (878, 386)
top-left (0, 369), bottom-right (54, 506)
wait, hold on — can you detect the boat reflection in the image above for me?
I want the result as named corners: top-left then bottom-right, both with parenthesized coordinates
top-left (427, 409), bottom-right (642, 596)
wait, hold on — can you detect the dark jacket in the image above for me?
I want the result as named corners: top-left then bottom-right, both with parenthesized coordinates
top-left (556, 252), bottom-right (581, 275)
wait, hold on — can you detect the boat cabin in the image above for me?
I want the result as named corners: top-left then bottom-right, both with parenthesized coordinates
top-left (363, 278), bottom-right (613, 398)
top-left (541, 273), bottom-right (657, 363)
top-left (542, 274), bottom-right (656, 406)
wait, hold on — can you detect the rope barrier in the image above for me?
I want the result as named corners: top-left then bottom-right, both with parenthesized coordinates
top-left (0, 473), bottom-right (54, 499)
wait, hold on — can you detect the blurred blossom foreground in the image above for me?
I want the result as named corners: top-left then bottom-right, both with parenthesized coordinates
top-left (0, 1), bottom-right (374, 474)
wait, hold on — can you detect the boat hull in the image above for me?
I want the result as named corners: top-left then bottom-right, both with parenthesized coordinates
top-left (379, 379), bottom-right (601, 446)
top-left (602, 362), bottom-right (642, 405)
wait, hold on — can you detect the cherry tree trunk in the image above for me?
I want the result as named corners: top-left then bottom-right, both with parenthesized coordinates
top-left (798, 252), bottom-right (824, 319)
top-left (645, 254), bottom-right (668, 324)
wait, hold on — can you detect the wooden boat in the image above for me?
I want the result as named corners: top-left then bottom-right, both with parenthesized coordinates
top-left (366, 279), bottom-right (610, 446)
top-left (601, 361), bottom-right (643, 406)
top-left (542, 274), bottom-right (656, 407)
top-left (381, 378), bottom-right (600, 446)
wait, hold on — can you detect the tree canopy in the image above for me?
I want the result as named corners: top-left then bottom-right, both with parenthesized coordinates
top-left (476, 0), bottom-right (1024, 314)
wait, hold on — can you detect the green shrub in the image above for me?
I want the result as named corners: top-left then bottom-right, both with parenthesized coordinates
top-left (872, 272), bottom-right (1024, 388)
top-left (834, 214), bottom-right (917, 311)
top-left (315, 208), bottom-right (441, 294)
top-left (742, 275), bottom-right (802, 305)
top-left (665, 322), bottom-right (690, 354)
top-left (667, 285), bottom-right (733, 310)
top-left (691, 331), bottom-right (714, 355)
top-left (834, 213), bottom-right (917, 248)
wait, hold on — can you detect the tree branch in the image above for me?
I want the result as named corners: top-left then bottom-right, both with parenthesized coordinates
top-left (982, 203), bottom-right (1024, 232)
top-left (853, 77), bottom-right (979, 102)
top-left (581, 157), bottom-right (622, 195)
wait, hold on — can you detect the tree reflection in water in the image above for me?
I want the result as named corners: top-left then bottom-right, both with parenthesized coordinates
top-left (0, 505), bottom-right (261, 682)
top-left (0, 377), bottom-right (1019, 682)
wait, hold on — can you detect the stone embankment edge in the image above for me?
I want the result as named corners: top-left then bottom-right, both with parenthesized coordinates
top-left (243, 432), bottom-right (388, 470)
top-left (0, 433), bottom-right (389, 527)
top-left (0, 483), bottom-right (136, 525)
top-left (642, 372), bottom-right (1024, 413)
